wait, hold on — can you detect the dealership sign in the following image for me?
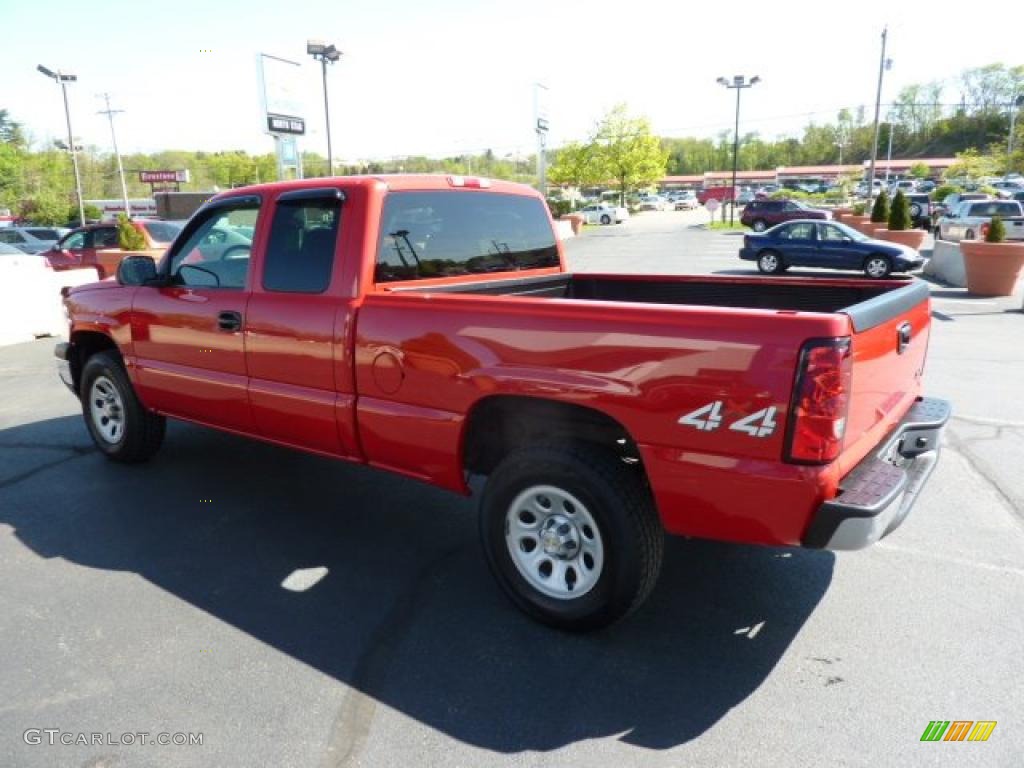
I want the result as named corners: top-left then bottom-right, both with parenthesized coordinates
top-left (139, 170), bottom-right (190, 184)
top-left (266, 115), bottom-right (305, 135)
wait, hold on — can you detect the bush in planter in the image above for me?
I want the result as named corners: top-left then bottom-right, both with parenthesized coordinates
top-left (887, 190), bottom-right (912, 231)
top-left (985, 215), bottom-right (1006, 243)
top-left (870, 189), bottom-right (890, 223)
top-left (117, 213), bottom-right (146, 251)
top-left (852, 202), bottom-right (867, 216)
top-left (546, 199), bottom-right (573, 218)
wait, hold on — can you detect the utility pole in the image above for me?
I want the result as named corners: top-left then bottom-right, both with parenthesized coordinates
top-left (867, 26), bottom-right (890, 196)
top-left (307, 41), bottom-right (341, 176)
top-left (98, 93), bottom-right (130, 217)
top-left (885, 115), bottom-right (895, 184)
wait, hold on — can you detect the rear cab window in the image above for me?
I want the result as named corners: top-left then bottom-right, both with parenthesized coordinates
top-left (375, 191), bottom-right (558, 283)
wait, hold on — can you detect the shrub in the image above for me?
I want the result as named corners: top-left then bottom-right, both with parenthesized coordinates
top-left (870, 189), bottom-right (890, 223)
top-left (852, 202), bottom-right (867, 216)
top-left (985, 215), bottom-right (1006, 243)
top-left (931, 184), bottom-right (961, 202)
top-left (83, 203), bottom-right (103, 222)
top-left (888, 190), bottom-right (911, 231)
top-left (546, 199), bottom-right (573, 218)
top-left (117, 214), bottom-right (146, 251)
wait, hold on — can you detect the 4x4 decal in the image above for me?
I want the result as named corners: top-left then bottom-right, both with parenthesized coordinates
top-left (678, 401), bottom-right (778, 438)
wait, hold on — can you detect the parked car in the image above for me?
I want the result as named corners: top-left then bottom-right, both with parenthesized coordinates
top-left (936, 199), bottom-right (1024, 242)
top-left (855, 180), bottom-right (885, 197)
top-left (674, 193), bottom-right (699, 211)
top-left (637, 196), bottom-right (668, 212)
top-left (55, 173), bottom-right (948, 630)
top-left (740, 199), bottom-right (832, 231)
top-left (991, 180), bottom-right (1024, 198)
top-left (736, 189), bottom-right (756, 204)
top-left (0, 226), bottom-right (69, 254)
top-left (45, 219), bottom-right (183, 278)
top-left (697, 186), bottom-right (735, 205)
top-left (578, 202), bottom-right (628, 225)
top-left (754, 184), bottom-right (780, 199)
top-left (931, 192), bottom-right (990, 221)
top-left (888, 180), bottom-right (917, 196)
top-left (904, 193), bottom-right (933, 230)
top-left (739, 220), bottom-right (924, 278)
top-left (916, 180), bottom-right (936, 194)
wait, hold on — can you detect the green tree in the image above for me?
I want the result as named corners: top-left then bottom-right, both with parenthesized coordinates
top-left (909, 162), bottom-right (931, 179)
top-left (548, 142), bottom-right (602, 203)
top-left (589, 105), bottom-right (668, 206)
top-left (870, 189), bottom-right (890, 223)
top-left (888, 190), bottom-right (911, 230)
top-left (117, 213), bottom-right (146, 250)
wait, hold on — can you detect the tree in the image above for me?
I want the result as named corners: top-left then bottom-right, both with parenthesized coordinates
top-left (888, 190), bottom-right (911, 230)
top-left (547, 142), bottom-right (602, 203)
top-left (944, 148), bottom-right (1001, 180)
top-left (589, 105), bottom-right (668, 206)
top-left (0, 109), bottom-right (25, 146)
top-left (909, 162), bottom-right (931, 179)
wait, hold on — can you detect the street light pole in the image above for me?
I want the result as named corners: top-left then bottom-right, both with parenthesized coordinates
top-left (38, 64), bottom-right (85, 227)
top-left (307, 41), bottom-right (342, 177)
top-left (716, 74), bottom-right (760, 225)
top-left (98, 93), bottom-right (130, 217)
top-left (867, 27), bottom-right (890, 198)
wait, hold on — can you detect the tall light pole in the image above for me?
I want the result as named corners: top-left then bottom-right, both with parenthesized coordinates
top-left (38, 64), bottom-right (85, 227)
top-left (307, 40), bottom-right (341, 176)
top-left (867, 27), bottom-right (891, 197)
top-left (97, 93), bottom-right (130, 217)
top-left (716, 74), bottom-right (760, 225)
top-left (534, 82), bottom-right (550, 195)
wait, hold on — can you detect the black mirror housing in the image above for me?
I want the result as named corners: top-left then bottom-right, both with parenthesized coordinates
top-left (117, 255), bottom-right (158, 286)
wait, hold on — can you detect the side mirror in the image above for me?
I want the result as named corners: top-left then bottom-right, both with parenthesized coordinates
top-left (117, 255), bottom-right (158, 286)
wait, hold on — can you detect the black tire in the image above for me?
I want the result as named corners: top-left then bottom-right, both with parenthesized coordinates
top-left (965, 229), bottom-right (976, 240)
top-left (81, 350), bottom-right (165, 463)
top-left (863, 254), bottom-right (892, 279)
top-left (479, 442), bottom-right (664, 631)
top-left (751, 219), bottom-right (768, 232)
top-left (757, 249), bottom-right (785, 274)
top-left (600, 214), bottom-right (611, 225)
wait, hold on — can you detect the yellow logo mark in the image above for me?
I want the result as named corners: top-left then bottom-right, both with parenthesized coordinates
top-left (968, 721), bottom-right (997, 742)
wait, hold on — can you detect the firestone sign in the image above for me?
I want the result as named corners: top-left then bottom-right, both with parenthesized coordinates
top-left (139, 170), bottom-right (190, 184)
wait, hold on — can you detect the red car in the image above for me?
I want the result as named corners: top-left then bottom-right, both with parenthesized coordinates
top-left (697, 186), bottom-right (735, 205)
top-left (46, 219), bottom-right (182, 279)
top-left (740, 199), bottom-right (832, 231)
top-left (56, 174), bottom-right (948, 630)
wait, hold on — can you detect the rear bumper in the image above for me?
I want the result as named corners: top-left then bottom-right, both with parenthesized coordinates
top-left (738, 247), bottom-right (756, 261)
top-left (802, 397), bottom-right (951, 550)
top-left (54, 341), bottom-right (75, 393)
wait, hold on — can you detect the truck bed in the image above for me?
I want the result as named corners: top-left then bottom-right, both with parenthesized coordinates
top-left (398, 272), bottom-right (925, 330)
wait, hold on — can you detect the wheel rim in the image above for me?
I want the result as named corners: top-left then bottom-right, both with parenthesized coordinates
top-left (759, 253), bottom-right (778, 272)
top-left (89, 375), bottom-right (125, 444)
top-left (504, 485), bottom-right (604, 600)
top-left (866, 258), bottom-right (888, 277)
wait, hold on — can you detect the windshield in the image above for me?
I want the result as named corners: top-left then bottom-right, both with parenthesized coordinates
top-left (139, 220), bottom-right (184, 245)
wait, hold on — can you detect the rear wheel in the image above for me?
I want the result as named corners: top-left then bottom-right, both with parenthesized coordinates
top-left (751, 219), bottom-right (768, 232)
top-left (479, 442), bottom-right (663, 631)
top-left (600, 214), bottom-right (611, 225)
top-left (81, 351), bottom-right (165, 463)
top-left (863, 255), bottom-right (892, 279)
top-left (965, 229), bottom-right (976, 240)
top-left (757, 250), bottom-right (785, 274)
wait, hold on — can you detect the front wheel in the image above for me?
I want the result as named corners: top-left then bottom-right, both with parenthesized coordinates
top-left (600, 214), bottom-right (611, 225)
top-left (863, 255), bottom-right (892, 279)
top-left (757, 250), bottom-right (785, 274)
top-left (81, 350), bottom-right (166, 463)
top-left (479, 442), bottom-right (664, 631)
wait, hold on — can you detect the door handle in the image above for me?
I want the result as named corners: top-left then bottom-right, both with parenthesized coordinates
top-left (217, 310), bottom-right (243, 332)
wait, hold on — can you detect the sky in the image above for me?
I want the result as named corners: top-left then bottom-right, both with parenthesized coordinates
top-left (3, 0), bottom-right (1022, 164)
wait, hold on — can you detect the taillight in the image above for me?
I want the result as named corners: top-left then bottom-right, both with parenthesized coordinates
top-left (447, 175), bottom-right (492, 189)
top-left (785, 338), bottom-right (853, 464)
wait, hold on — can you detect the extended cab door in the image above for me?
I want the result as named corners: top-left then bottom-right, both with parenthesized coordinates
top-left (131, 196), bottom-right (260, 431)
top-left (244, 188), bottom-right (360, 457)
top-left (90, 225), bottom-right (122, 279)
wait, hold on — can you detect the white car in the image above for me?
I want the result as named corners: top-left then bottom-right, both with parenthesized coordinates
top-left (637, 196), bottom-right (668, 212)
top-left (579, 203), bottom-right (628, 225)
top-left (0, 243), bottom-right (99, 344)
top-left (674, 194), bottom-right (699, 211)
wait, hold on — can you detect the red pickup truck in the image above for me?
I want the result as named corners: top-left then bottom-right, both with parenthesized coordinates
top-left (56, 174), bottom-right (949, 630)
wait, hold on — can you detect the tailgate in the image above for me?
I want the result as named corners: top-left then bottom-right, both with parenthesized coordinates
top-left (838, 280), bottom-right (931, 476)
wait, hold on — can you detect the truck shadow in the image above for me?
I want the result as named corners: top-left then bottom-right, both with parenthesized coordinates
top-left (0, 415), bottom-right (835, 753)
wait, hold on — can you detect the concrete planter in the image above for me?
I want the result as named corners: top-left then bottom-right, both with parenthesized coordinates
top-left (845, 215), bottom-right (871, 233)
top-left (832, 207), bottom-right (853, 222)
top-left (876, 228), bottom-right (927, 250)
top-left (561, 213), bottom-right (584, 235)
top-left (923, 241), bottom-right (966, 287)
top-left (960, 240), bottom-right (1024, 296)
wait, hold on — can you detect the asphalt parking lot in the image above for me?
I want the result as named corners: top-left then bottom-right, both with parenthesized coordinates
top-left (2, 207), bottom-right (1022, 767)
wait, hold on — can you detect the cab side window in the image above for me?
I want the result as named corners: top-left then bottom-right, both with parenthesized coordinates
top-left (166, 201), bottom-right (259, 290)
top-left (263, 193), bottom-right (341, 293)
